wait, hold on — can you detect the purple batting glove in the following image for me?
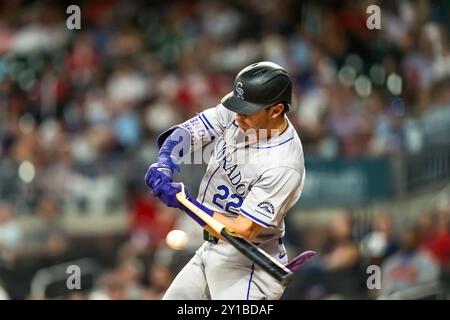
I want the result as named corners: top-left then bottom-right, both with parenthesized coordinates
top-left (156, 182), bottom-right (183, 208)
top-left (285, 250), bottom-right (316, 272)
top-left (150, 169), bottom-right (173, 196)
top-left (145, 164), bottom-right (172, 195)
top-left (156, 182), bottom-right (213, 227)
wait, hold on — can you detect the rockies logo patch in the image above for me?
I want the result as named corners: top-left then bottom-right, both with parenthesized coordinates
top-left (256, 201), bottom-right (275, 217)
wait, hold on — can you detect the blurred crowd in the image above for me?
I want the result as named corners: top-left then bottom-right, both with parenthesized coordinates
top-left (0, 0), bottom-right (449, 209)
top-left (283, 200), bottom-right (450, 299)
top-left (1, 192), bottom-right (449, 299)
top-left (0, 0), bottom-right (450, 299)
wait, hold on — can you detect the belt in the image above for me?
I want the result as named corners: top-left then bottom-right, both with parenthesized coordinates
top-left (204, 230), bottom-right (219, 244)
top-left (203, 230), bottom-right (283, 246)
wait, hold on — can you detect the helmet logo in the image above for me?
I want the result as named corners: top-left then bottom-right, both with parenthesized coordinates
top-left (235, 82), bottom-right (244, 100)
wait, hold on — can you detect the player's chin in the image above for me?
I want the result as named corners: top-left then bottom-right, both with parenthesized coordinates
top-left (236, 121), bottom-right (249, 130)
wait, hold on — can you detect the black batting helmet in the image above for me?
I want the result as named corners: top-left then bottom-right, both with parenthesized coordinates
top-left (221, 61), bottom-right (292, 115)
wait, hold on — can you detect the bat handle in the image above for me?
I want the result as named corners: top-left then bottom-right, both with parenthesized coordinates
top-left (179, 183), bottom-right (185, 195)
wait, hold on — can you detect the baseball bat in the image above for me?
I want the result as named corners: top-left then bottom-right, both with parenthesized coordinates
top-left (176, 191), bottom-right (294, 286)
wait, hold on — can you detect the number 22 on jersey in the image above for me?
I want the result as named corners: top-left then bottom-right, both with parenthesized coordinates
top-left (212, 185), bottom-right (243, 214)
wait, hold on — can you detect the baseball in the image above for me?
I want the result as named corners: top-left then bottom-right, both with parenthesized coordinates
top-left (166, 229), bottom-right (188, 250)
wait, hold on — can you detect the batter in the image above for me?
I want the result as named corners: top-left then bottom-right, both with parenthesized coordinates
top-left (146, 62), bottom-right (306, 300)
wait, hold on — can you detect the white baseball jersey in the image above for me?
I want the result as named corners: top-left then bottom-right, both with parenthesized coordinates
top-left (163, 104), bottom-right (305, 300)
top-left (179, 103), bottom-right (305, 244)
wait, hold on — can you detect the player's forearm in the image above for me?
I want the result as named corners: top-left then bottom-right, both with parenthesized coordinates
top-left (174, 187), bottom-right (261, 241)
top-left (211, 212), bottom-right (262, 241)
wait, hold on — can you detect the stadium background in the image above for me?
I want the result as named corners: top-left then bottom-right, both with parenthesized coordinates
top-left (0, 0), bottom-right (449, 300)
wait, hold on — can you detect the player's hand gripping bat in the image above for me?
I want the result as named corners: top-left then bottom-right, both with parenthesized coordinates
top-left (176, 186), bottom-right (315, 286)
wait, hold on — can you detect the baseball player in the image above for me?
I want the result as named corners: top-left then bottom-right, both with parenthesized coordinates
top-left (145, 62), bottom-right (307, 300)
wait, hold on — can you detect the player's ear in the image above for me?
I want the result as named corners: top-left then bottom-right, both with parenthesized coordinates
top-left (270, 103), bottom-right (284, 118)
